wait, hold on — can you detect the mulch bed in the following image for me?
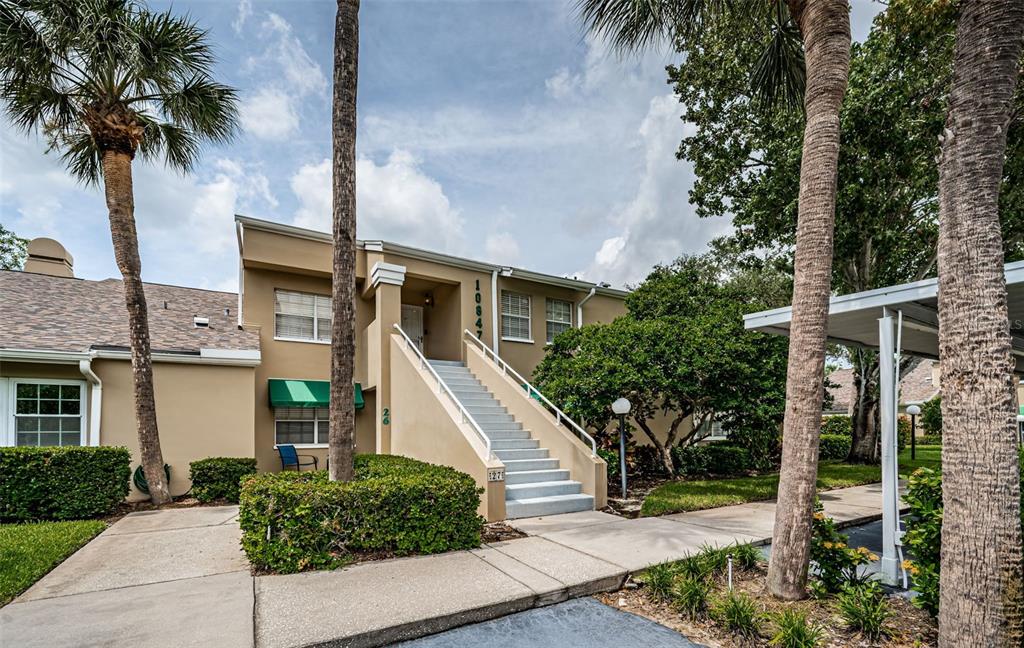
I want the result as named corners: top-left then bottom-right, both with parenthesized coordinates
top-left (595, 565), bottom-right (937, 648)
top-left (602, 474), bottom-right (677, 517)
top-left (482, 521), bottom-right (527, 543)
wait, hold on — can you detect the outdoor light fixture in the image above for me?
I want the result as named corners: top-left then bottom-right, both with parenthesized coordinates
top-left (1017, 414), bottom-right (1024, 447)
top-left (611, 397), bottom-right (631, 499)
top-left (906, 404), bottom-right (921, 460)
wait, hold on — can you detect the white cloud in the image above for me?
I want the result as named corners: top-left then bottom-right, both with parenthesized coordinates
top-left (578, 94), bottom-right (731, 288)
top-left (232, 0), bottom-right (252, 35)
top-left (485, 232), bottom-right (520, 265)
top-left (258, 13), bottom-right (328, 97)
top-left (239, 87), bottom-right (300, 140)
top-left (291, 150), bottom-right (464, 253)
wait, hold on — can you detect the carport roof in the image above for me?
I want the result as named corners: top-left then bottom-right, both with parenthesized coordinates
top-left (743, 260), bottom-right (1024, 373)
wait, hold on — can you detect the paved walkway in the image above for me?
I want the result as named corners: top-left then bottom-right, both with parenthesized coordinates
top-left (0, 483), bottom-right (894, 648)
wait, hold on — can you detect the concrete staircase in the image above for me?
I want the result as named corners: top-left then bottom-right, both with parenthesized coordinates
top-left (428, 359), bottom-right (594, 519)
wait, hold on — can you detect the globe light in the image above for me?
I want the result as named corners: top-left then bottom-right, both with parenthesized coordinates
top-left (906, 404), bottom-right (922, 416)
top-left (612, 397), bottom-right (631, 416)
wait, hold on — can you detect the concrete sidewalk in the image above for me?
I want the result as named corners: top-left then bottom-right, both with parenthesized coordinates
top-left (0, 483), bottom-right (896, 648)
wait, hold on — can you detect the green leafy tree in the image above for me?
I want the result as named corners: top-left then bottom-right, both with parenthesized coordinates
top-left (668, 0), bottom-right (1023, 463)
top-left (535, 256), bottom-right (789, 475)
top-left (0, 224), bottom-right (27, 270)
top-left (0, 0), bottom-right (238, 504)
top-left (920, 396), bottom-right (942, 437)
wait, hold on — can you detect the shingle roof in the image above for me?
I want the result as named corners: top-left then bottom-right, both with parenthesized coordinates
top-left (0, 270), bottom-right (258, 354)
top-left (825, 359), bottom-right (939, 414)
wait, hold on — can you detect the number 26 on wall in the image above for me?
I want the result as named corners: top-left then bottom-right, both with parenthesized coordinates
top-left (382, 408), bottom-right (390, 425)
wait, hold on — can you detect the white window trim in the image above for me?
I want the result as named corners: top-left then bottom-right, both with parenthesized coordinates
top-left (501, 291), bottom-right (533, 344)
top-left (273, 408), bottom-right (330, 447)
top-left (5, 378), bottom-right (87, 447)
top-left (545, 298), bottom-right (574, 343)
top-left (274, 289), bottom-right (332, 343)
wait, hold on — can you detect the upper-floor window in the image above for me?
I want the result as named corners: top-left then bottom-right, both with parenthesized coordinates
top-left (501, 291), bottom-right (532, 342)
top-left (546, 298), bottom-right (573, 343)
top-left (275, 289), bottom-right (331, 342)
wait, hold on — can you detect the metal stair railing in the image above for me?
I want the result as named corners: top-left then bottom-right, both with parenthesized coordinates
top-left (463, 329), bottom-right (597, 456)
top-left (393, 324), bottom-right (493, 460)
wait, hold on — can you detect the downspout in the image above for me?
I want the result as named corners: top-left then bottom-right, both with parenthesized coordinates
top-left (235, 220), bottom-right (244, 327)
top-left (490, 269), bottom-right (499, 351)
top-left (577, 287), bottom-right (597, 328)
top-left (79, 356), bottom-right (102, 447)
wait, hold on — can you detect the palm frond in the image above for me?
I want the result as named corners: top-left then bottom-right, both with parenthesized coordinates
top-left (150, 75), bottom-right (238, 145)
top-left (137, 119), bottom-right (200, 171)
top-left (54, 129), bottom-right (102, 185)
top-left (748, 0), bottom-right (805, 111)
top-left (575, 0), bottom-right (730, 53)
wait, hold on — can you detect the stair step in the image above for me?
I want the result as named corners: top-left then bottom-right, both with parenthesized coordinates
top-left (465, 404), bottom-right (509, 415)
top-left (427, 360), bottom-right (465, 367)
top-left (502, 458), bottom-right (560, 472)
top-left (505, 469), bottom-right (570, 484)
top-left (491, 439), bottom-right (540, 450)
top-left (445, 378), bottom-right (483, 388)
top-left (505, 480), bottom-right (582, 500)
top-left (479, 422), bottom-right (523, 432)
top-left (485, 429), bottom-right (531, 440)
top-left (505, 494), bottom-right (594, 519)
top-left (473, 413), bottom-right (516, 424)
top-left (494, 448), bottom-right (549, 461)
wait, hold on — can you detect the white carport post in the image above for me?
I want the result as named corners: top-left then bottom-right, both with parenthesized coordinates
top-left (878, 307), bottom-right (900, 584)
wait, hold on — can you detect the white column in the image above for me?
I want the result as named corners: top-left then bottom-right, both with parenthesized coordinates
top-left (878, 308), bottom-right (899, 584)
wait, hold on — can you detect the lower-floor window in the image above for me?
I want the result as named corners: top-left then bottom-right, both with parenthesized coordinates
top-left (12, 381), bottom-right (84, 447)
top-left (275, 407), bottom-right (329, 445)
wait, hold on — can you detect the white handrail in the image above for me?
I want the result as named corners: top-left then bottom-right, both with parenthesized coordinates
top-left (463, 329), bottom-right (597, 456)
top-left (393, 324), bottom-right (493, 460)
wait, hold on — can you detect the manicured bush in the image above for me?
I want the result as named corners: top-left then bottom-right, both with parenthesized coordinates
top-left (673, 443), bottom-right (751, 477)
top-left (189, 457), bottom-right (258, 503)
top-left (633, 444), bottom-right (670, 477)
top-left (920, 396), bottom-right (941, 436)
top-left (821, 415), bottom-right (852, 437)
top-left (0, 446), bottom-right (130, 521)
top-left (725, 422), bottom-right (781, 471)
top-left (919, 435), bottom-right (942, 446)
top-left (238, 454), bottom-right (484, 573)
top-left (818, 434), bottom-right (851, 461)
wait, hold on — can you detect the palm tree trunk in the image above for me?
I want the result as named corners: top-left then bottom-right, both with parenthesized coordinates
top-left (328, 0), bottom-right (360, 482)
top-left (101, 150), bottom-right (171, 505)
top-left (767, 0), bottom-right (850, 600)
top-left (935, 0), bottom-right (1024, 643)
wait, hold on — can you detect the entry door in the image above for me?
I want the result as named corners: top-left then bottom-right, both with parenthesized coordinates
top-left (401, 305), bottom-right (425, 352)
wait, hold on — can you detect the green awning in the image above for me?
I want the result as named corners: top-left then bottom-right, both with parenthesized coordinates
top-left (269, 379), bottom-right (364, 410)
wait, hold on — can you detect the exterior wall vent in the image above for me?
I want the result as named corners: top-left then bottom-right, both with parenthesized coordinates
top-left (193, 316), bottom-right (210, 328)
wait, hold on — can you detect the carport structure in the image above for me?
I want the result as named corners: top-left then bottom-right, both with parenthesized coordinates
top-left (744, 260), bottom-right (1024, 584)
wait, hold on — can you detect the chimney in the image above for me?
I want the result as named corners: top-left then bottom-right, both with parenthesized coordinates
top-left (24, 238), bottom-right (74, 278)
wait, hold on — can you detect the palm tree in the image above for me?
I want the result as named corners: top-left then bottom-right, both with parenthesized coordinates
top-left (934, 0), bottom-right (1024, 643)
top-left (328, 0), bottom-right (359, 482)
top-left (578, 0), bottom-right (850, 599)
top-left (0, 0), bottom-right (238, 505)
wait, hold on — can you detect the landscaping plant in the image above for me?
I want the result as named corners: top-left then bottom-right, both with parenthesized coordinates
top-left (238, 455), bottom-right (484, 573)
top-left (768, 609), bottom-right (825, 648)
top-left (902, 467), bottom-right (944, 616)
top-left (817, 434), bottom-right (851, 462)
top-left (835, 582), bottom-right (891, 640)
top-left (639, 562), bottom-right (677, 602)
top-left (189, 457), bottom-right (258, 503)
top-left (0, 446), bottom-right (130, 521)
top-left (809, 502), bottom-right (876, 596)
top-left (671, 575), bottom-right (711, 619)
top-left (672, 443), bottom-right (751, 477)
top-left (820, 416), bottom-right (852, 438)
top-left (710, 591), bottom-right (761, 638)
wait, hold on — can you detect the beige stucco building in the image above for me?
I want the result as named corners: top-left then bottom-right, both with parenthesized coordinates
top-left (1, 219), bottom-right (627, 519)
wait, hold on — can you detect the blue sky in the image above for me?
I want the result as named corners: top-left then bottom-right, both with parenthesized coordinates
top-left (0, 0), bottom-right (883, 292)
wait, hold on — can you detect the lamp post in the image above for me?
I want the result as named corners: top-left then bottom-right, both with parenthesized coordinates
top-left (1017, 414), bottom-right (1024, 448)
top-left (906, 404), bottom-right (921, 460)
top-left (611, 397), bottom-right (631, 499)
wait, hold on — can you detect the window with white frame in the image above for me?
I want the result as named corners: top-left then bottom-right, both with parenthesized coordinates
top-left (274, 407), bottom-right (329, 446)
top-left (501, 291), bottom-right (532, 341)
top-left (275, 290), bottom-right (331, 342)
top-left (13, 381), bottom-right (84, 447)
top-left (545, 298), bottom-right (573, 343)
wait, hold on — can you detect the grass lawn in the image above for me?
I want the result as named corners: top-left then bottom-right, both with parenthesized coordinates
top-left (641, 445), bottom-right (941, 517)
top-left (0, 520), bottom-right (106, 605)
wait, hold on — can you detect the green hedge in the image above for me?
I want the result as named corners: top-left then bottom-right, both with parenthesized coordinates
top-left (238, 454), bottom-right (484, 573)
top-left (818, 434), bottom-right (852, 461)
top-left (919, 435), bottom-right (942, 446)
top-left (821, 416), bottom-right (852, 437)
top-left (0, 446), bottom-right (130, 521)
top-left (672, 443), bottom-right (751, 477)
top-left (189, 457), bottom-right (258, 503)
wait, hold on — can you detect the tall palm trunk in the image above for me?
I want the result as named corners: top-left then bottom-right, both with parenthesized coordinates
top-left (935, 0), bottom-right (1024, 643)
top-left (328, 0), bottom-right (360, 482)
top-left (101, 150), bottom-right (171, 505)
top-left (767, 0), bottom-right (850, 600)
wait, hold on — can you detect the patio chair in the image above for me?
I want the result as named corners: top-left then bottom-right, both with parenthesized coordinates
top-left (277, 444), bottom-right (318, 471)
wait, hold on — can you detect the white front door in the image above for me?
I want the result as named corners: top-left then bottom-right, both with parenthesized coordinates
top-left (401, 305), bottom-right (425, 352)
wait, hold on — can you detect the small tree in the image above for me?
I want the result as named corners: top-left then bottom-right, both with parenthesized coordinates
top-left (919, 397), bottom-right (942, 437)
top-left (0, 224), bottom-right (27, 270)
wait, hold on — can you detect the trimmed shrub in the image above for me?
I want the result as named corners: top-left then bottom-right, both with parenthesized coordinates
top-left (0, 446), bottom-right (130, 521)
top-left (919, 435), bottom-right (942, 446)
top-left (725, 422), bottom-right (781, 471)
top-left (920, 396), bottom-right (941, 436)
top-left (821, 415), bottom-right (852, 437)
top-left (898, 416), bottom-right (910, 452)
top-left (238, 454), bottom-right (484, 573)
top-left (633, 445), bottom-right (670, 477)
top-left (672, 443), bottom-right (751, 477)
top-left (598, 448), bottom-right (620, 483)
top-left (190, 457), bottom-right (258, 503)
top-left (818, 434), bottom-right (851, 461)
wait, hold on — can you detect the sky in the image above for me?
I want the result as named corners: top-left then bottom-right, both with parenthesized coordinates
top-left (0, 0), bottom-right (884, 293)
